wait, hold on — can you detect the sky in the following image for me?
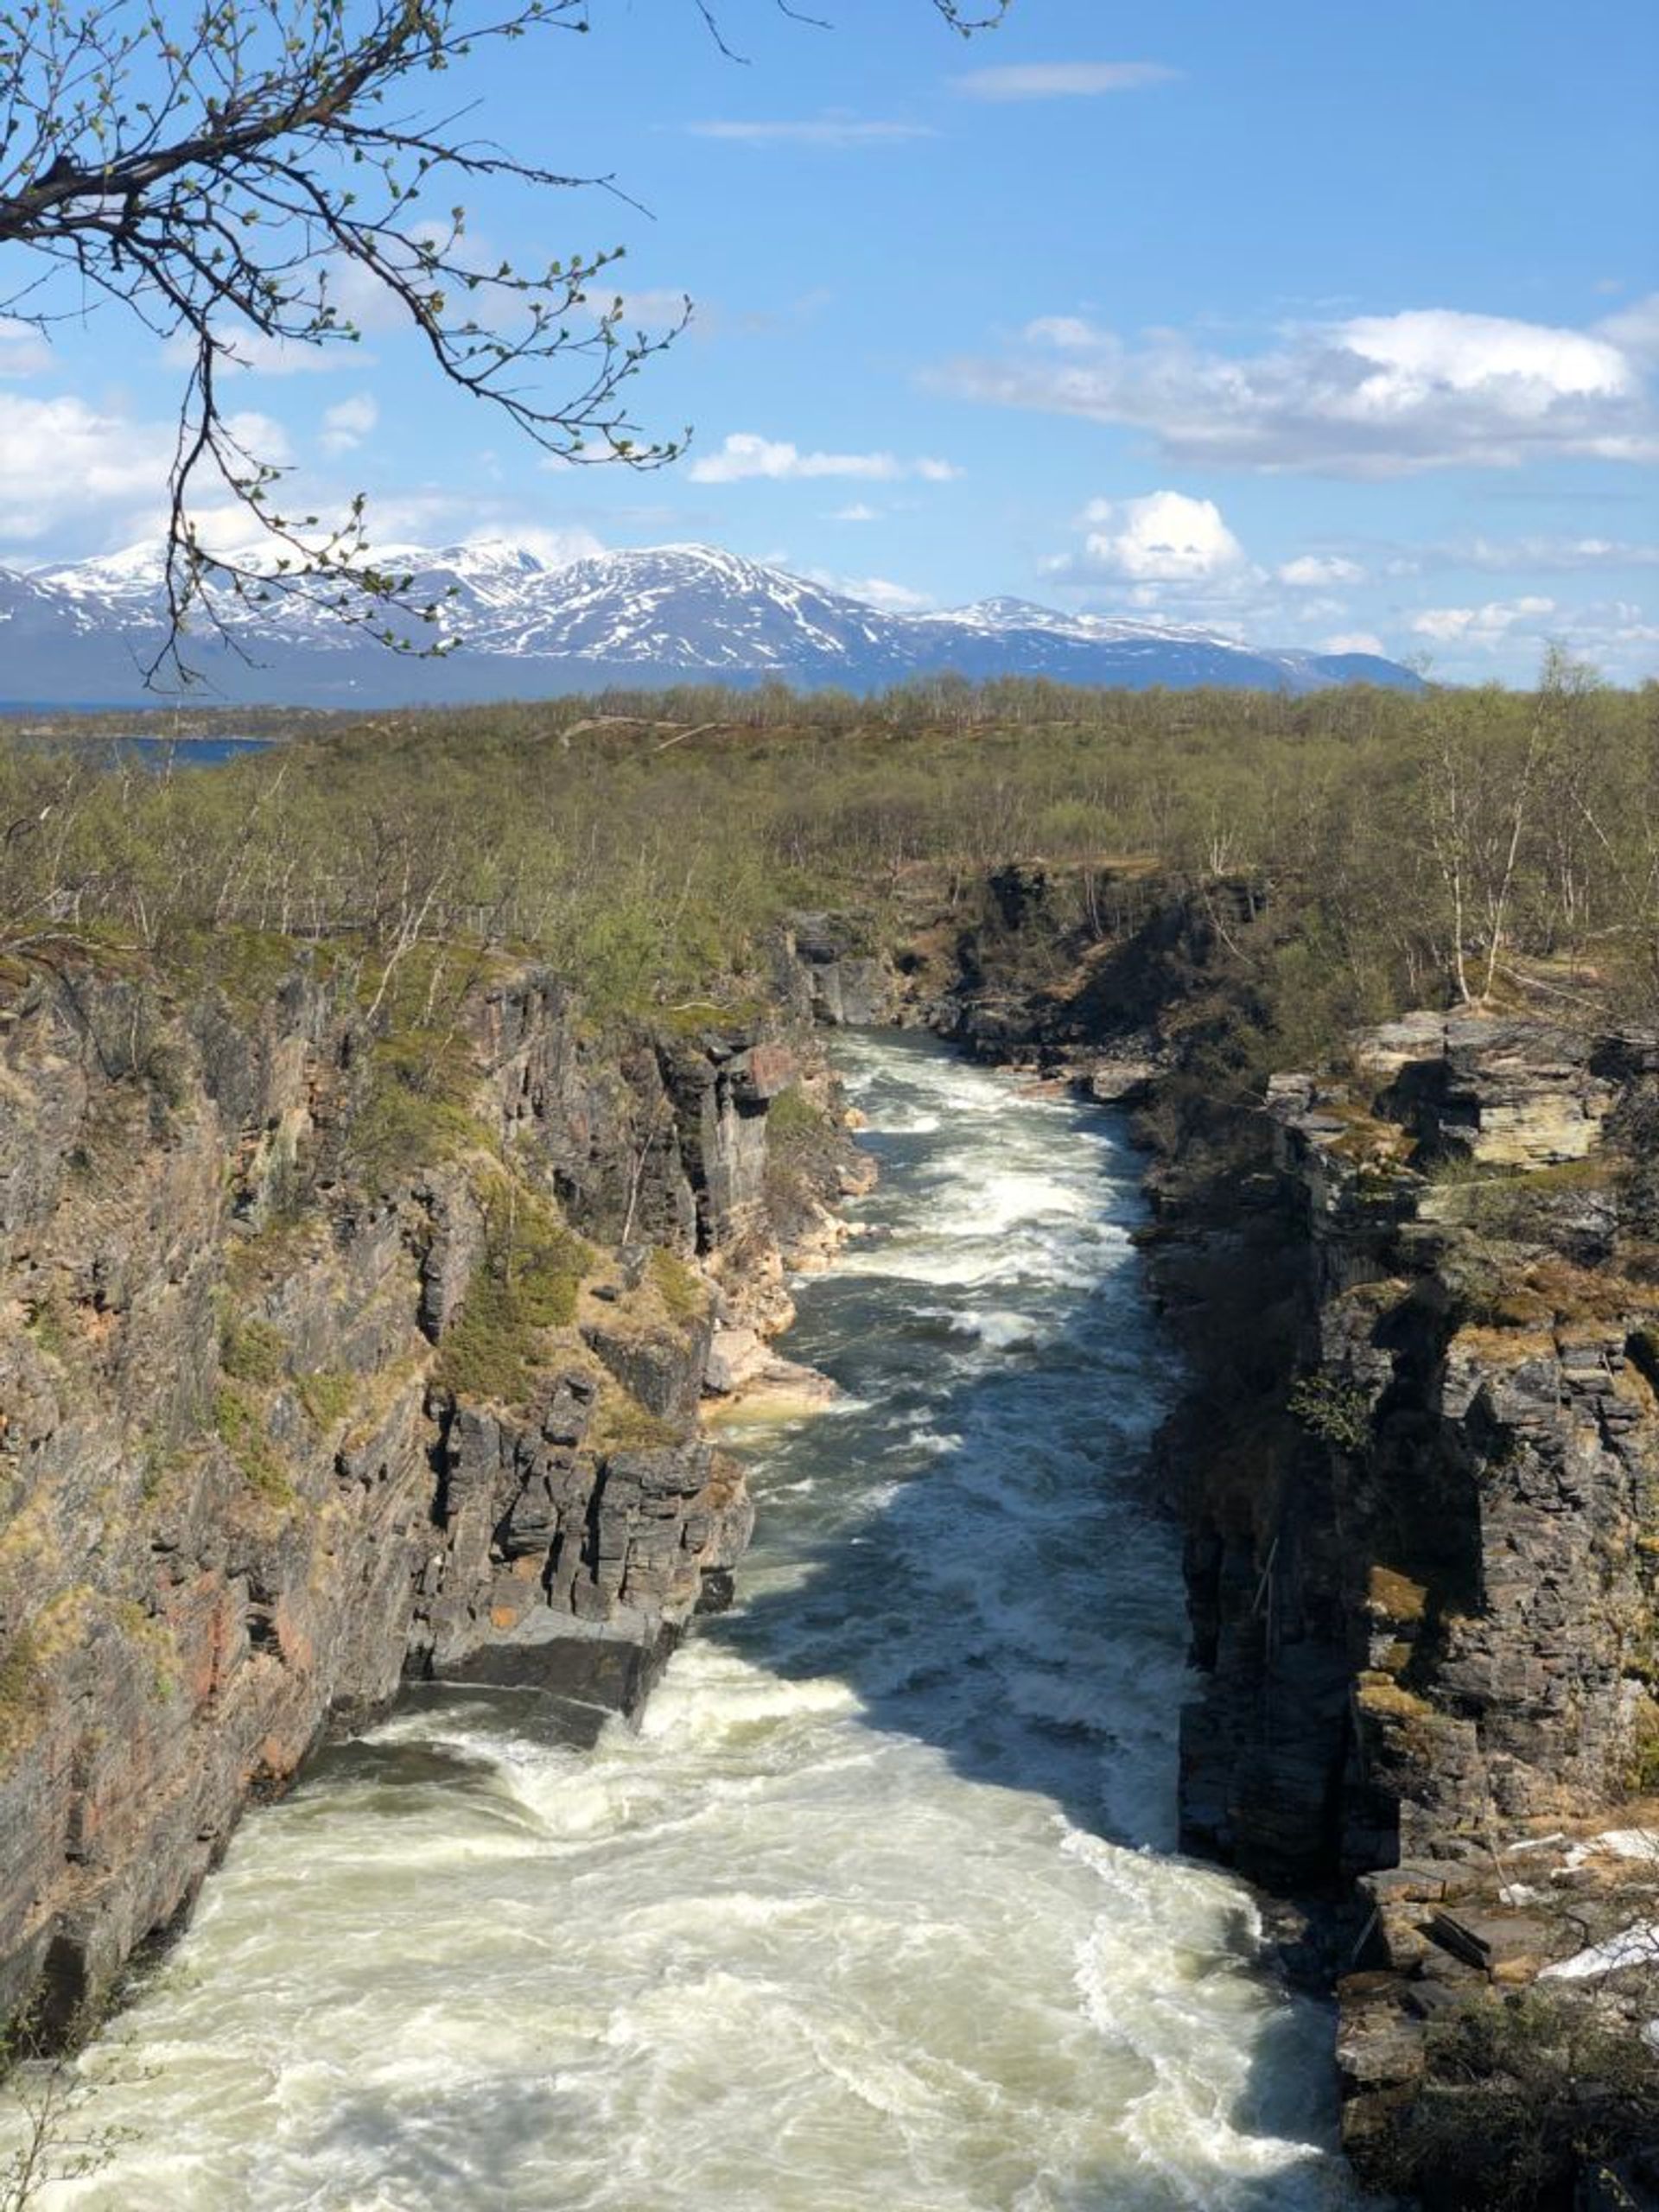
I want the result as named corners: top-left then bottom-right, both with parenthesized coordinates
top-left (1, 0), bottom-right (1656, 681)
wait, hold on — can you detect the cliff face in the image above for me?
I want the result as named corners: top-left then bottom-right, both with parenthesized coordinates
top-left (0, 956), bottom-right (833, 2046)
top-left (1172, 1014), bottom-right (1659, 1882)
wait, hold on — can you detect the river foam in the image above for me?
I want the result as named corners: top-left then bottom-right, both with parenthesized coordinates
top-left (5, 1031), bottom-right (1363, 2210)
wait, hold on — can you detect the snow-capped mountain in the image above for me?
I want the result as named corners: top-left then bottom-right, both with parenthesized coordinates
top-left (0, 540), bottom-right (1422, 705)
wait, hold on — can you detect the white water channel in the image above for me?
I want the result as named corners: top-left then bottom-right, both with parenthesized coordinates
top-left (9, 1033), bottom-right (1363, 2209)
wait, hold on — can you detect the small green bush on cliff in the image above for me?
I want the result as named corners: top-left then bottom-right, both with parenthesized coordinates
top-left (296, 1370), bottom-right (355, 1427)
top-left (587, 1385), bottom-right (682, 1454)
top-left (219, 1314), bottom-right (287, 1387)
top-left (646, 1245), bottom-right (706, 1325)
top-left (0, 1632), bottom-right (43, 1775)
top-left (1287, 1373), bottom-right (1374, 1452)
top-left (213, 1382), bottom-right (293, 1506)
top-left (434, 1185), bottom-right (591, 1408)
top-left (766, 1084), bottom-right (826, 1141)
top-left (350, 1027), bottom-right (487, 1188)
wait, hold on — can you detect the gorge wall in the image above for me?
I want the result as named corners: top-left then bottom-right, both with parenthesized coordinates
top-left (0, 949), bottom-right (849, 2049)
top-left (852, 870), bottom-right (1659, 2202)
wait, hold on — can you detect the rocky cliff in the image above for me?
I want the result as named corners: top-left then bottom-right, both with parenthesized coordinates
top-left (879, 864), bottom-right (1659, 2203)
top-left (0, 950), bottom-right (848, 2049)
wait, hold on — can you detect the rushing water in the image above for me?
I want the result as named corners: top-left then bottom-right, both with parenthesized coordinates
top-left (10, 1032), bottom-right (1361, 2210)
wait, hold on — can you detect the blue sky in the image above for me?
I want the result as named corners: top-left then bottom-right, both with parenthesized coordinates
top-left (2, 0), bottom-right (1656, 678)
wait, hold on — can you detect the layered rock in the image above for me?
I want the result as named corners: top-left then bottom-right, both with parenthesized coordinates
top-left (1173, 1014), bottom-right (1659, 1888)
top-left (0, 955), bottom-right (839, 2046)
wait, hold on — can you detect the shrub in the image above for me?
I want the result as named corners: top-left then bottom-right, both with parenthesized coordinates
top-left (646, 1244), bottom-right (706, 1325)
top-left (213, 1382), bottom-right (293, 1506)
top-left (296, 1370), bottom-right (355, 1427)
top-left (219, 1314), bottom-right (286, 1386)
top-left (1287, 1372), bottom-right (1373, 1451)
top-left (1366, 1987), bottom-right (1659, 2210)
top-left (434, 1185), bottom-right (591, 1408)
top-left (349, 1027), bottom-right (486, 1188)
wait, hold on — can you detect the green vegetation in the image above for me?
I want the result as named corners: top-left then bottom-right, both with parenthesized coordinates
top-left (433, 1184), bottom-right (592, 1408)
top-left (296, 1370), bottom-right (356, 1427)
top-left (0, 1632), bottom-right (43, 1774)
top-left (646, 1245), bottom-right (706, 1325)
top-left (586, 1387), bottom-right (682, 1456)
top-left (350, 1027), bottom-right (490, 1188)
top-left (212, 1382), bottom-right (293, 1506)
top-left (1287, 1373), bottom-right (1375, 1452)
top-left (218, 1314), bottom-right (286, 1388)
top-left (2, 658), bottom-right (1655, 1080)
top-left (766, 1084), bottom-right (827, 1141)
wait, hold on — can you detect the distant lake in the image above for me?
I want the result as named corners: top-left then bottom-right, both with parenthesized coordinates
top-left (98, 735), bottom-right (278, 768)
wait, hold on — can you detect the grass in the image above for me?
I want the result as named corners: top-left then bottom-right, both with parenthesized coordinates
top-left (22, 1294), bottom-right (71, 1363)
top-left (349, 1027), bottom-right (493, 1189)
top-left (213, 1382), bottom-right (294, 1507)
top-left (587, 1385), bottom-right (683, 1455)
top-left (297, 1370), bottom-right (355, 1427)
top-left (219, 1313), bottom-right (287, 1387)
top-left (433, 1183), bottom-right (592, 1408)
top-left (224, 1210), bottom-right (317, 1294)
top-left (0, 1630), bottom-right (43, 1773)
top-left (111, 1599), bottom-right (182, 1703)
top-left (766, 1083), bottom-right (826, 1141)
top-left (647, 1244), bottom-right (707, 1325)
top-left (1367, 1566), bottom-right (1428, 1625)
top-left (1357, 1675), bottom-right (1435, 1722)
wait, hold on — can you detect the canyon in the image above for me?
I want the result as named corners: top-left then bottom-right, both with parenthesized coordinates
top-left (3, 869), bottom-right (1658, 2205)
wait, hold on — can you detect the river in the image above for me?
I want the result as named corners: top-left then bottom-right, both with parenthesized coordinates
top-left (8, 1031), bottom-right (1360, 2210)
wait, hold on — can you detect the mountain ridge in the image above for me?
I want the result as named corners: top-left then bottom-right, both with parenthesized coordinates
top-left (0, 538), bottom-right (1424, 704)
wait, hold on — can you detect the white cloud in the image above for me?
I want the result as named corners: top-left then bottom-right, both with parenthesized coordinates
top-left (1409, 596), bottom-right (1558, 647)
top-left (1571, 601), bottom-right (1659, 664)
top-left (162, 325), bottom-right (346, 377)
top-left (1022, 317), bottom-right (1103, 351)
top-left (1278, 553), bottom-right (1367, 586)
top-left (222, 410), bottom-right (293, 468)
top-left (499, 524), bottom-right (606, 572)
top-left (1069, 490), bottom-right (1247, 582)
top-left (1286, 596), bottom-right (1350, 625)
top-left (320, 393), bottom-right (378, 455)
top-left (805, 569), bottom-right (936, 614)
top-left (0, 320), bottom-right (53, 378)
top-left (0, 393), bottom-right (178, 542)
top-left (941, 296), bottom-right (1659, 474)
top-left (1599, 292), bottom-right (1659, 365)
top-left (687, 118), bottom-right (936, 148)
top-left (336, 492), bottom-right (605, 568)
top-left (950, 61), bottom-right (1177, 99)
top-left (1405, 594), bottom-right (1657, 681)
top-left (1319, 631), bottom-right (1387, 657)
top-left (193, 491), bottom-right (604, 572)
top-left (1441, 534), bottom-right (1659, 573)
top-left (830, 503), bottom-right (880, 523)
top-left (688, 432), bottom-right (962, 485)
